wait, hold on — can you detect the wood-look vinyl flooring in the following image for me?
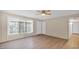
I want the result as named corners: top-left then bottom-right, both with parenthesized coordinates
top-left (0, 34), bottom-right (67, 49)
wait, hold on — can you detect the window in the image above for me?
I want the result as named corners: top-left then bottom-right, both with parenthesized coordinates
top-left (25, 21), bottom-right (33, 33)
top-left (25, 22), bottom-right (27, 32)
top-left (26, 22), bottom-right (33, 33)
top-left (8, 17), bottom-right (33, 35)
top-left (8, 21), bottom-right (19, 34)
top-left (19, 22), bottom-right (25, 33)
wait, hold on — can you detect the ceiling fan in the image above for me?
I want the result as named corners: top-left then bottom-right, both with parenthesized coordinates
top-left (37, 10), bottom-right (51, 16)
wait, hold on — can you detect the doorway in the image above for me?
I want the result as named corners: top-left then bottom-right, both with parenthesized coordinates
top-left (69, 19), bottom-right (79, 38)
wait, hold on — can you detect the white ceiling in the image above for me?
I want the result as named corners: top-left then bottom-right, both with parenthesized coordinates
top-left (1, 10), bottom-right (79, 20)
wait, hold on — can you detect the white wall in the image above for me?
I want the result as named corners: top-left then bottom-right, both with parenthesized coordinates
top-left (45, 16), bottom-right (69, 39)
top-left (0, 12), bottom-right (43, 43)
top-left (0, 12), bottom-right (8, 42)
top-left (0, 13), bottom-right (1, 41)
top-left (45, 14), bottom-right (79, 39)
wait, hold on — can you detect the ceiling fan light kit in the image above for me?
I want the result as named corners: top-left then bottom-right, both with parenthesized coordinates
top-left (41, 13), bottom-right (46, 16)
top-left (37, 10), bottom-right (51, 16)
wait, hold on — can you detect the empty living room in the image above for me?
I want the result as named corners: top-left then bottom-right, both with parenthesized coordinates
top-left (0, 10), bottom-right (79, 49)
top-left (1, 0), bottom-right (79, 59)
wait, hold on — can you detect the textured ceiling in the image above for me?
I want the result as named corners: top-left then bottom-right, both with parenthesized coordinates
top-left (1, 10), bottom-right (79, 20)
